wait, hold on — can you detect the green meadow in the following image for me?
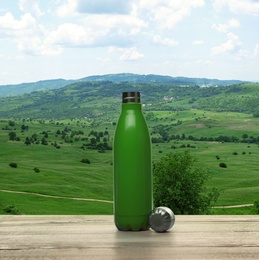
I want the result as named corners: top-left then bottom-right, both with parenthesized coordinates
top-left (1, 107), bottom-right (258, 214)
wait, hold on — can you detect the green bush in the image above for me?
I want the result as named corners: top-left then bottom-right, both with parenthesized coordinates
top-left (81, 158), bottom-right (91, 164)
top-left (219, 162), bottom-right (227, 168)
top-left (33, 167), bottom-right (40, 173)
top-left (8, 120), bottom-right (15, 127)
top-left (9, 162), bottom-right (17, 168)
top-left (3, 204), bottom-right (21, 215)
top-left (253, 111), bottom-right (259, 118)
top-left (153, 151), bottom-right (220, 214)
top-left (254, 200), bottom-right (259, 214)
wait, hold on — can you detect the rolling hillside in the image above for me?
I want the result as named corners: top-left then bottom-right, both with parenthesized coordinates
top-left (0, 79), bottom-right (259, 214)
top-left (0, 73), bottom-right (247, 98)
top-left (0, 79), bottom-right (76, 97)
top-left (0, 81), bottom-right (258, 119)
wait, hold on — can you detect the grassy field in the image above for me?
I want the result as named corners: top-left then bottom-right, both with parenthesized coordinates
top-left (0, 109), bottom-right (258, 215)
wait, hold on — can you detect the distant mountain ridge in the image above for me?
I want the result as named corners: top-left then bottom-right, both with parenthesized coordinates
top-left (0, 76), bottom-right (258, 119)
top-left (0, 79), bottom-right (76, 97)
top-left (0, 73), bottom-right (247, 97)
top-left (81, 73), bottom-right (246, 86)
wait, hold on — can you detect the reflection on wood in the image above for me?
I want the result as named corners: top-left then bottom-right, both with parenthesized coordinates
top-left (0, 215), bottom-right (259, 259)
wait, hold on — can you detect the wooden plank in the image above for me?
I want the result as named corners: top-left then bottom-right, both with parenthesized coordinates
top-left (0, 215), bottom-right (259, 259)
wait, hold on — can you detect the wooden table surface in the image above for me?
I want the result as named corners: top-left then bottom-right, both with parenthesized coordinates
top-left (0, 215), bottom-right (259, 259)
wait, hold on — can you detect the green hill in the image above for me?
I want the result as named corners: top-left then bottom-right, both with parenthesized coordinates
top-left (0, 79), bottom-right (76, 97)
top-left (0, 81), bottom-right (258, 119)
top-left (0, 73), bottom-right (247, 98)
top-left (1, 109), bottom-right (259, 215)
top-left (0, 80), bottom-right (259, 215)
top-left (80, 73), bottom-right (245, 86)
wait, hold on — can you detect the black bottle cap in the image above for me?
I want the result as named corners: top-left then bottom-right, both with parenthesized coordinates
top-left (122, 92), bottom-right (141, 103)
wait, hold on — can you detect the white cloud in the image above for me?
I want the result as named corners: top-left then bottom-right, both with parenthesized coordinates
top-left (83, 14), bottom-right (147, 37)
top-left (153, 35), bottom-right (178, 46)
top-left (0, 7), bottom-right (147, 56)
top-left (46, 13), bottom-right (147, 49)
top-left (0, 12), bottom-right (36, 37)
top-left (18, 36), bottom-right (62, 56)
top-left (193, 40), bottom-right (204, 45)
top-left (139, 0), bottom-right (205, 29)
top-left (212, 18), bottom-right (240, 33)
top-left (76, 0), bottom-right (132, 14)
top-left (213, 0), bottom-right (259, 15)
top-left (19, 0), bottom-right (44, 17)
top-left (211, 32), bottom-right (242, 55)
top-left (56, 1), bottom-right (147, 48)
top-left (57, 0), bottom-right (132, 16)
top-left (120, 48), bottom-right (144, 61)
top-left (46, 23), bottom-right (95, 47)
top-left (0, 12), bottom-right (59, 56)
top-left (57, 0), bottom-right (78, 17)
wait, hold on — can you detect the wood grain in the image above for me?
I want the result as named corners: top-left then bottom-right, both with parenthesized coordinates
top-left (0, 215), bottom-right (259, 259)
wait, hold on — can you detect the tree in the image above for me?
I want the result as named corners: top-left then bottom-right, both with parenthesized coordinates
top-left (153, 151), bottom-right (219, 214)
top-left (24, 137), bottom-right (31, 145)
top-left (41, 138), bottom-right (48, 145)
top-left (242, 133), bottom-right (248, 139)
top-left (8, 120), bottom-right (15, 127)
top-left (253, 111), bottom-right (259, 118)
top-left (90, 138), bottom-right (97, 145)
top-left (9, 132), bottom-right (16, 141)
top-left (21, 124), bottom-right (29, 131)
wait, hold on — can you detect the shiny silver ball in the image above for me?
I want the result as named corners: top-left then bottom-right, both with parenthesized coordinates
top-left (149, 206), bottom-right (175, 232)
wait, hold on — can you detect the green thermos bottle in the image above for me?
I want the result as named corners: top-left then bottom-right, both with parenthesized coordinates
top-left (114, 91), bottom-right (153, 231)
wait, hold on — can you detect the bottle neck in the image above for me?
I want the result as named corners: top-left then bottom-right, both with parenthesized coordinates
top-left (121, 103), bottom-right (142, 111)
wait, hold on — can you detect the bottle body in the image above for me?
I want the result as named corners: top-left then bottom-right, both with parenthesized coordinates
top-left (114, 99), bottom-right (152, 231)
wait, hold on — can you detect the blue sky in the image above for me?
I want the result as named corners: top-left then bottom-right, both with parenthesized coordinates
top-left (0, 0), bottom-right (259, 85)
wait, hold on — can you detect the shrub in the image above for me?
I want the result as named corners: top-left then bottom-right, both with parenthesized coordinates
top-left (232, 152), bottom-right (238, 155)
top-left (219, 162), bottom-right (227, 168)
top-left (9, 162), bottom-right (17, 168)
top-left (153, 151), bottom-right (220, 214)
top-left (8, 120), bottom-right (15, 127)
top-left (215, 155), bottom-right (220, 160)
top-left (9, 132), bottom-right (17, 141)
top-left (3, 204), bottom-right (21, 215)
top-left (33, 167), bottom-right (40, 173)
top-left (253, 111), bottom-right (259, 118)
top-left (81, 158), bottom-right (91, 164)
top-left (242, 151), bottom-right (246, 155)
top-left (254, 200), bottom-right (259, 214)
top-left (41, 138), bottom-right (48, 145)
